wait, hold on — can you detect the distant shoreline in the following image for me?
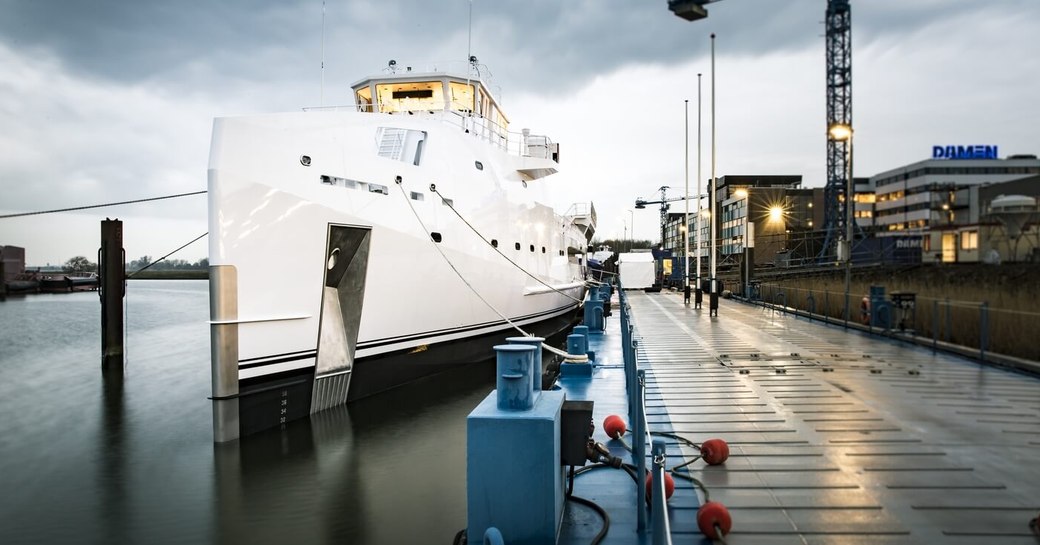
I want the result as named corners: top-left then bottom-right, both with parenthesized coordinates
top-left (128, 270), bottom-right (208, 280)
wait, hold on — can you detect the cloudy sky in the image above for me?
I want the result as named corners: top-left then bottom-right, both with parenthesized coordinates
top-left (1, 0), bottom-right (1037, 266)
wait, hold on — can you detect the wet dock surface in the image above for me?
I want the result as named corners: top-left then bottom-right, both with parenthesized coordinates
top-left (625, 289), bottom-right (1040, 544)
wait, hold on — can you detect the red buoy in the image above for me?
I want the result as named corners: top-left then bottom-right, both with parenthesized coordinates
top-left (603, 414), bottom-right (627, 439)
top-left (644, 471), bottom-right (675, 502)
top-left (696, 501), bottom-right (732, 538)
top-left (700, 438), bottom-right (730, 465)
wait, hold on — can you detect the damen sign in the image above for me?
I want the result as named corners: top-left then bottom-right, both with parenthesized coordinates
top-left (932, 145), bottom-right (998, 160)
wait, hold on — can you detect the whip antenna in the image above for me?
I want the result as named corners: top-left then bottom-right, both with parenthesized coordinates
top-left (320, 0), bottom-right (326, 106)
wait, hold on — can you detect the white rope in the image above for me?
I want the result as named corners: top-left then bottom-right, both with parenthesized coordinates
top-left (429, 184), bottom-right (585, 304)
top-left (395, 180), bottom-right (588, 363)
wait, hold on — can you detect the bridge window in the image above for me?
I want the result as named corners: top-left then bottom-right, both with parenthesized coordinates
top-left (450, 82), bottom-right (475, 113)
top-left (377, 81), bottom-right (444, 113)
top-left (356, 86), bottom-right (373, 112)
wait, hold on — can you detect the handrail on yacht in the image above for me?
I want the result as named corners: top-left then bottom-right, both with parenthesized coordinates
top-left (299, 104), bottom-right (555, 160)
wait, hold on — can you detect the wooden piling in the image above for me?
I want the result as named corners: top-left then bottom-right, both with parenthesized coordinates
top-left (100, 219), bottom-right (125, 374)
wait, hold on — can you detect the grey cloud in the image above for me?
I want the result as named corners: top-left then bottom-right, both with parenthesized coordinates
top-left (3, 0), bottom-right (1027, 98)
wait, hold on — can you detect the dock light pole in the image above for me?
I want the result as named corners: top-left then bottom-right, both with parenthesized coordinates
top-left (709, 33), bottom-right (718, 315)
top-left (829, 123), bottom-right (854, 325)
top-left (628, 209), bottom-right (635, 250)
top-left (684, 99), bottom-right (691, 303)
top-left (696, 73), bottom-right (703, 305)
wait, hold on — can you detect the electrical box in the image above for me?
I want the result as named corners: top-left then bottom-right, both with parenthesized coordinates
top-left (560, 400), bottom-right (594, 466)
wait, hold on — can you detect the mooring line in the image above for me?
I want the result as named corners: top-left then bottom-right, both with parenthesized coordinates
top-left (395, 179), bottom-right (586, 362)
top-left (428, 183), bottom-right (583, 304)
top-left (0, 190), bottom-right (207, 219)
top-left (126, 232), bottom-right (208, 278)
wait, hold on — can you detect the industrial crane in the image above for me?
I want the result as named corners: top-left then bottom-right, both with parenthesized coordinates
top-left (634, 186), bottom-right (677, 247)
top-left (668, 0), bottom-right (854, 264)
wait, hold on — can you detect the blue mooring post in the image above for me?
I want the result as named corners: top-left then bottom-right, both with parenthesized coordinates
top-left (572, 325), bottom-right (592, 362)
top-left (562, 333), bottom-right (592, 378)
top-left (505, 336), bottom-right (545, 399)
top-left (467, 344), bottom-right (566, 544)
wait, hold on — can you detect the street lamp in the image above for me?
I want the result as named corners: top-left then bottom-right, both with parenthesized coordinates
top-left (828, 122), bottom-right (854, 325)
top-left (628, 209), bottom-right (635, 251)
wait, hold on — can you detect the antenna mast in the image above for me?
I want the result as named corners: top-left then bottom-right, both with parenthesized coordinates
top-left (320, 0), bottom-right (326, 106)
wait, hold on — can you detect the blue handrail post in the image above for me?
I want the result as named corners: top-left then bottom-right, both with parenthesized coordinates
top-left (635, 369), bottom-right (647, 533)
top-left (650, 439), bottom-right (673, 545)
top-left (932, 299), bottom-right (938, 353)
top-left (980, 301), bottom-right (989, 362)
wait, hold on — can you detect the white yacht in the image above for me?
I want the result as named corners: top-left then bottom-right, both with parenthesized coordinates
top-left (207, 61), bottom-right (595, 441)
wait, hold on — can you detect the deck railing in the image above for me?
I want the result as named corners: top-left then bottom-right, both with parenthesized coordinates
top-left (743, 282), bottom-right (1040, 371)
top-left (618, 280), bottom-right (673, 543)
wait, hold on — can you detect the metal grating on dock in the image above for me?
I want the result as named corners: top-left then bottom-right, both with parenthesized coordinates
top-left (629, 290), bottom-right (1040, 544)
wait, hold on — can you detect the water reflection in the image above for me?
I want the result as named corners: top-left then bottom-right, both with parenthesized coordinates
top-left (99, 368), bottom-right (127, 544)
top-left (212, 361), bottom-right (496, 544)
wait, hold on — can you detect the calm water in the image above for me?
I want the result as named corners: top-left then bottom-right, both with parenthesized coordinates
top-left (0, 280), bottom-right (498, 544)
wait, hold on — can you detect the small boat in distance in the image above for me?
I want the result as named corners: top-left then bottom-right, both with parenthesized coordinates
top-left (39, 272), bottom-right (98, 293)
top-left (207, 59), bottom-right (595, 441)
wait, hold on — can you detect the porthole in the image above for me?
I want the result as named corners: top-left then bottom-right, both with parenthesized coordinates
top-left (491, 239), bottom-right (499, 248)
top-left (515, 242), bottom-right (521, 251)
top-left (300, 155), bottom-right (312, 166)
top-left (529, 244), bottom-right (535, 252)
top-left (431, 232), bottom-right (443, 243)
top-left (475, 161), bottom-right (484, 171)
top-left (541, 247), bottom-right (546, 254)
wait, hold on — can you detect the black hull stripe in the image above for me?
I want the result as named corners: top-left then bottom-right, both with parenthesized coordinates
top-left (356, 302), bottom-right (579, 350)
top-left (236, 302), bottom-right (580, 372)
top-left (239, 351), bottom-right (317, 370)
top-left (239, 349), bottom-right (317, 364)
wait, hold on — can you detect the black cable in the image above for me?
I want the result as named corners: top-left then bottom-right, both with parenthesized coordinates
top-left (650, 430), bottom-right (701, 449)
top-left (126, 232), bottom-right (208, 278)
top-left (566, 494), bottom-right (610, 545)
top-left (0, 190), bottom-right (207, 219)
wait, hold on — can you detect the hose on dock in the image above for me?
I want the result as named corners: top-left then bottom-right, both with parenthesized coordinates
top-left (600, 414), bottom-right (734, 541)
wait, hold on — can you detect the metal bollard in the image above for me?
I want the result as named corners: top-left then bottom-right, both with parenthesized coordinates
top-left (567, 334), bottom-right (588, 357)
top-left (494, 344), bottom-right (537, 411)
top-left (505, 336), bottom-right (545, 396)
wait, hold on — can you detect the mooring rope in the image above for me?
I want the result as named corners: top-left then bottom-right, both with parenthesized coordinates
top-left (395, 179), bottom-right (587, 362)
top-left (0, 190), bottom-right (207, 219)
top-left (428, 184), bottom-right (584, 304)
top-left (126, 232), bottom-right (208, 278)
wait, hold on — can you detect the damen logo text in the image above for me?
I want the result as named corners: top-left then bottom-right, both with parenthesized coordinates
top-left (932, 145), bottom-right (998, 160)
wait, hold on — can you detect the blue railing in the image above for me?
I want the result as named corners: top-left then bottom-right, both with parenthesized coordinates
top-left (617, 279), bottom-right (673, 544)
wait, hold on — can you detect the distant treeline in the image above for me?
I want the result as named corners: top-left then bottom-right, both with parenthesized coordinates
top-left (53, 255), bottom-right (208, 277)
top-left (127, 256), bottom-right (208, 272)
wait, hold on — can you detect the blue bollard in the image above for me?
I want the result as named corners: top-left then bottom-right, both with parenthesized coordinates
top-left (567, 334), bottom-right (588, 357)
top-left (494, 344), bottom-right (537, 411)
top-left (506, 336), bottom-right (545, 398)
